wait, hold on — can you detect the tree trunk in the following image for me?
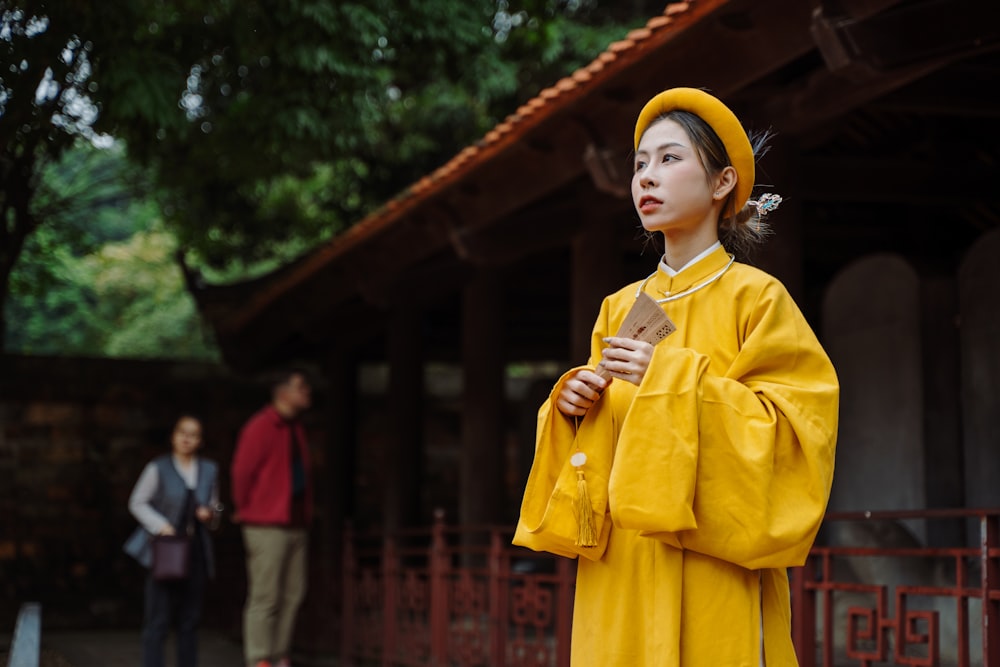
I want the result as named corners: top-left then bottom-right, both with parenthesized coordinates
top-left (0, 257), bottom-right (10, 352)
top-left (0, 203), bottom-right (24, 352)
top-left (0, 156), bottom-right (39, 352)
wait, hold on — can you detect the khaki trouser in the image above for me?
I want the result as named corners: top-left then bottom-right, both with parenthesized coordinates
top-left (241, 525), bottom-right (308, 665)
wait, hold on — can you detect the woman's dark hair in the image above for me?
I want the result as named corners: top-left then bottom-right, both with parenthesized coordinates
top-left (266, 366), bottom-right (311, 398)
top-left (174, 413), bottom-right (203, 428)
top-left (649, 110), bottom-right (774, 259)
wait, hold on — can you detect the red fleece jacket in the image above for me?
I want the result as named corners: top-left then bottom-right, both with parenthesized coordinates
top-left (231, 405), bottom-right (313, 525)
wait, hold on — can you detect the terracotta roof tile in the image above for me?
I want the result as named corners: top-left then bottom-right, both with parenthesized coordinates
top-left (455, 147), bottom-right (477, 164)
top-left (556, 77), bottom-right (577, 92)
top-left (626, 27), bottom-right (653, 41)
top-left (608, 39), bottom-right (636, 53)
top-left (598, 51), bottom-right (618, 64)
top-left (585, 60), bottom-right (606, 74)
top-left (667, 2), bottom-right (692, 15)
top-left (647, 16), bottom-right (674, 29)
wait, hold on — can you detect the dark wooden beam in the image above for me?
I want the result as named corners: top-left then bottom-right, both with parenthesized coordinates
top-left (798, 155), bottom-right (996, 203)
top-left (755, 56), bottom-right (962, 138)
top-left (754, 0), bottom-right (1000, 136)
top-left (870, 57), bottom-right (1000, 118)
top-left (451, 181), bottom-right (630, 267)
top-left (812, 0), bottom-right (1000, 75)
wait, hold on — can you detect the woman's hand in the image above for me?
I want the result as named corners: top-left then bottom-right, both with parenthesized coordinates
top-left (158, 524), bottom-right (176, 536)
top-left (195, 506), bottom-right (213, 523)
top-left (555, 369), bottom-right (608, 416)
top-left (599, 337), bottom-right (654, 386)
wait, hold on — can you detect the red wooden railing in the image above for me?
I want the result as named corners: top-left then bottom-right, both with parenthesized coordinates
top-left (792, 509), bottom-right (1000, 667)
top-left (341, 509), bottom-right (1000, 667)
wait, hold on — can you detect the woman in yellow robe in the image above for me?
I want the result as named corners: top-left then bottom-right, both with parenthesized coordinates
top-left (514, 88), bottom-right (839, 666)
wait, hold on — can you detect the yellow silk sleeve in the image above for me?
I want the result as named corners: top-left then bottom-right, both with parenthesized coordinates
top-left (513, 367), bottom-right (614, 560)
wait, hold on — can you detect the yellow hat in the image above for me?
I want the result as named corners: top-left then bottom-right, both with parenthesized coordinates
top-left (634, 87), bottom-right (754, 211)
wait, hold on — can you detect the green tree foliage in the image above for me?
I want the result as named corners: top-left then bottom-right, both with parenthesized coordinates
top-left (2, 0), bottom-right (665, 353)
top-left (95, 0), bottom-right (650, 272)
top-left (1, 1), bottom-right (104, 345)
top-left (8, 220), bottom-right (220, 360)
top-left (84, 226), bottom-right (220, 360)
top-left (6, 140), bottom-right (219, 358)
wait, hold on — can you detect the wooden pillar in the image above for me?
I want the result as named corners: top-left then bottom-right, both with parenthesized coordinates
top-left (384, 304), bottom-right (424, 532)
top-left (754, 135), bottom-right (804, 305)
top-left (319, 349), bottom-right (359, 545)
top-left (311, 348), bottom-right (358, 653)
top-left (571, 217), bottom-right (621, 364)
top-left (920, 276), bottom-right (964, 546)
top-left (460, 270), bottom-right (505, 526)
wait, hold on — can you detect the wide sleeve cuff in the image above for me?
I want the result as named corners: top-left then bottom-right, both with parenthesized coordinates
top-left (513, 367), bottom-right (614, 560)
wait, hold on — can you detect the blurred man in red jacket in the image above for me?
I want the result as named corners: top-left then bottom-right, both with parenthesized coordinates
top-left (231, 368), bottom-right (313, 667)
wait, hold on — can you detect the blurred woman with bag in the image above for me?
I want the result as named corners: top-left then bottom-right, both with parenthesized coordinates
top-left (124, 414), bottom-right (221, 667)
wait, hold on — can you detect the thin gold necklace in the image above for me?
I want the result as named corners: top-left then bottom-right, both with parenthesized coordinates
top-left (634, 254), bottom-right (736, 304)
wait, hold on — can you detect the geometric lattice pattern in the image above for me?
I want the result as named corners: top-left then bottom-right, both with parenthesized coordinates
top-left (344, 509), bottom-right (1000, 666)
top-left (341, 519), bottom-right (574, 667)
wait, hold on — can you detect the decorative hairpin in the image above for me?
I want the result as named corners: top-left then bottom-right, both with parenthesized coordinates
top-left (751, 192), bottom-right (782, 217)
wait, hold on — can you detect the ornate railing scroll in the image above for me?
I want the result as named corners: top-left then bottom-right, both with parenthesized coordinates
top-left (790, 509), bottom-right (1000, 667)
top-left (342, 509), bottom-right (999, 666)
top-left (341, 511), bottom-right (574, 667)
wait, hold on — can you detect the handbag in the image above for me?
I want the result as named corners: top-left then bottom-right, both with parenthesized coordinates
top-left (151, 533), bottom-right (191, 581)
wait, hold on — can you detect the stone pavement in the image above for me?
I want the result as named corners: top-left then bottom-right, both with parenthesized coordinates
top-left (31, 630), bottom-right (339, 667)
top-left (39, 630), bottom-right (244, 666)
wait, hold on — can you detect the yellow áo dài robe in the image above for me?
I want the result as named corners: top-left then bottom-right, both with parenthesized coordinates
top-left (514, 245), bottom-right (839, 666)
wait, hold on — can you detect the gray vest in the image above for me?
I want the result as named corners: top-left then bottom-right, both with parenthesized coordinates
top-left (123, 455), bottom-right (218, 578)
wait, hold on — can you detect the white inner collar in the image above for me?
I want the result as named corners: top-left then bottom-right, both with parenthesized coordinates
top-left (658, 241), bottom-right (722, 277)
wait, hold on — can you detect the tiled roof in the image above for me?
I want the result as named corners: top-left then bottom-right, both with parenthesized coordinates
top-left (224, 0), bottom-right (727, 333)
